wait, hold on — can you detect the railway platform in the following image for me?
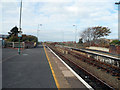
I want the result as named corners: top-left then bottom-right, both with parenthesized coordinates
top-left (2, 45), bottom-right (91, 89)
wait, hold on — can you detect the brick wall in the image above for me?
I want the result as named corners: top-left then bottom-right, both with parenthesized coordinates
top-left (116, 45), bottom-right (120, 54)
top-left (109, 45), bottom-right (120, 55)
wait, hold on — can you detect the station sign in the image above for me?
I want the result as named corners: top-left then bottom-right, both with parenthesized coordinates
top-left (18, 32), bottom-right (22, 37)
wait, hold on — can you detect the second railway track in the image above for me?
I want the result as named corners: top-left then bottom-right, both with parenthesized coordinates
top-left (47, 44), bottom-right (116, 90)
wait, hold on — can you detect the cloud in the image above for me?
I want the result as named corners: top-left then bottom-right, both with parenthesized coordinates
top-left (0, 2), bottom-right (2, 33)
top-left (1, 0), bottom-right (118, 2)
top-left (1, 0), bottom-right (119, 41)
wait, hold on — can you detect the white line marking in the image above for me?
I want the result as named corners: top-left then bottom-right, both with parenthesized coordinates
top-left (47, 46), bottom-right (94, 90)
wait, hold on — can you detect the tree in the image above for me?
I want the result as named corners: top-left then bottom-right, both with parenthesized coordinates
top-left (78, 38), bottom-right (83, 44)
top-left (7, 26), bottom-right (19, 41)
top-left (92, 26), bottom-right (111, 40)
top-left (8, 36), bottom-right (18, 42)
top-left (8, 26), bottom-right (19, 37)
top-left (110, 40), bottom-right (120, 45)
top-left (7, 26), bottom-right (38, 42)
top-left (21, 35), bottom-right (38, 42)
top-left (80, 26), bottom-right (111, 43)
top-left (80, 28), bottom-right (93, 42)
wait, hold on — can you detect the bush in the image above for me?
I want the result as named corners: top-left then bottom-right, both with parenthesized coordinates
top-left (110, 40), bottom-right (120, 45)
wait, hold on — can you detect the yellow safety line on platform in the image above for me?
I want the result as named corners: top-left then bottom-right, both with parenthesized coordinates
top-left (43, 44), bottom-right (60, 90)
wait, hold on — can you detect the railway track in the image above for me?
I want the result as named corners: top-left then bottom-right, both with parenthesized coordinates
top-left (48, 45), bottom-right (114, 90)
top-left (68, 49), bottom-right (120, 78)
top-left (57, 45), bottom-right (120, 79)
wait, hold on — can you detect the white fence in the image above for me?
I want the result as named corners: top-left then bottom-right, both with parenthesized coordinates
top-left (5, 42), bottom-right (25, 48)
top-left (4, 42), bottom-right (36, 48)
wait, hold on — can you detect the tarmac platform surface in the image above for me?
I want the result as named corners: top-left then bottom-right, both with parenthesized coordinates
top-left (2, 46), bottom-right (56, 88)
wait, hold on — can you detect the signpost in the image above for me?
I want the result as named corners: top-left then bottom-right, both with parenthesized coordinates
top-left (18, 32), bottom-right (22, 38)
top-left (18, 31), bottom-right (22, 55)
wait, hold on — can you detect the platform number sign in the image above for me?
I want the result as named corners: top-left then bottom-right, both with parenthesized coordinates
top-left (18, 32), bottom-right (22, 37)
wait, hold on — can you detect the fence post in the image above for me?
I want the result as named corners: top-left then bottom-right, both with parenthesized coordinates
top-left (23, 42), bottom-right (25, 49)
top-left (12, 42), bottom-right (14, 48)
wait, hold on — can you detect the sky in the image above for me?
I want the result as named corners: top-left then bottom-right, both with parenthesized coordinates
top-left (1, 0), bottom-right (119, 42)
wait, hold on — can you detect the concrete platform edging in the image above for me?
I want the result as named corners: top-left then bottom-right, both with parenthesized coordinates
top-left (47, 46), bottom-right (94, 90)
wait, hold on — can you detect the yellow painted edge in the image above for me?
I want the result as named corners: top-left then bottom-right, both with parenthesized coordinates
top-left (43, 44), bottom-right (60, 90)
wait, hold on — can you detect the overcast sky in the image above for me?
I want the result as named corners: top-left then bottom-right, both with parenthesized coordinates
top-left (1, 0), bottom-right (119, 42)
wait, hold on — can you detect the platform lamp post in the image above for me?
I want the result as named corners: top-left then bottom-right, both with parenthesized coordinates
top-left (62, 31), bottom-right (64, 42)
top-left (73, 25), bottom-right (77, 47)
top-left (115, 1), bottom-right (120, 42)
top-left (37, 24), bottom-right (42, 44)
top-left (18, 0), bottom-right (22, 55)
